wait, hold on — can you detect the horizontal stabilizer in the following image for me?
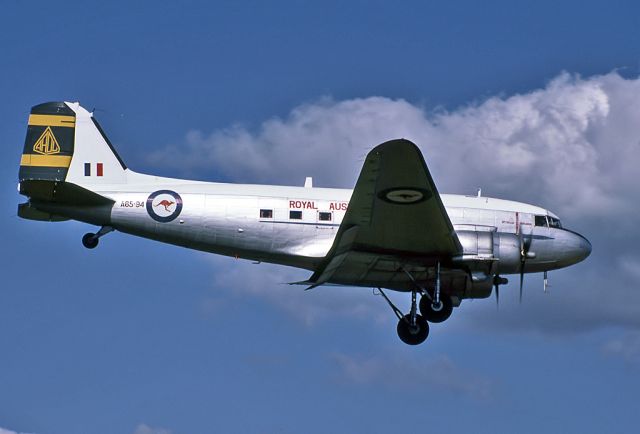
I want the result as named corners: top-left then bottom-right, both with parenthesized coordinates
top-left (17, 202), bottom-right (69, 222)
top-left (19, 180), bottom-right (114, 206)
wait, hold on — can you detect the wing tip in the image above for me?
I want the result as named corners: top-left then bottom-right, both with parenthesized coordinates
top-left (370, 138), bottom-right (420, 156)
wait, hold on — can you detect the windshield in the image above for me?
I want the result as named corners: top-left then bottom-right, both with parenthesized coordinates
top-left (534, 215), bottom-right (563, 229)
top-left (548, 216), bottom-right (562, 228)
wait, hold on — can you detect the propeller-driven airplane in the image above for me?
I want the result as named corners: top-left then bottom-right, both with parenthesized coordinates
top-left (18, 102), bottom-right (592, 344)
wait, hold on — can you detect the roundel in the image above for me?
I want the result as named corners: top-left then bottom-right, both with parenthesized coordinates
top-left (378, 187), bottom-right (432, 204)
top-left (146, 190), bottom-right (183, 223)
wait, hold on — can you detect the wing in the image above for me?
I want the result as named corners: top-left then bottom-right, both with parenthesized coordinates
top-left (306, 139), bottom-right (461, 289)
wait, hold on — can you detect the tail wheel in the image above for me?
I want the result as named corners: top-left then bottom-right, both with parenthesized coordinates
top-left (396, 314), bottom-right (429, 345)
top-left (420, 295), bottom-right (453, 323)
top-left (82, 233), bottom-right (99, 249)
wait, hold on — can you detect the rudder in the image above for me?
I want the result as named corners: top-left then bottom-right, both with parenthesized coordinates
top-left (18, 101), bottom-right (128, 187)
top-left (65, 102), bottom-right (127, 185)
top-left (19, 102), bottom-right (76, 182)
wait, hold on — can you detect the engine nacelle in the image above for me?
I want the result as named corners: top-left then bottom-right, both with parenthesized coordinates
top-left (494, 233), bottom-right (521, 274)
top-left (466, 273), bottom-right (494, 299)
top-left (454, 229), bottom-right (522, 274)
top-left (456, 230), bottom-right (495, 259)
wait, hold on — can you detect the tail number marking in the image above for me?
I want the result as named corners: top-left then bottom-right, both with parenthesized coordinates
top-left (120, 200), bottom-right (145, 208)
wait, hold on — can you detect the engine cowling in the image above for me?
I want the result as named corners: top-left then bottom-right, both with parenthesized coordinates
top-left (494, 232), bottom-right (521, 274)
top-left (454, 229), bottom-right (522, 275)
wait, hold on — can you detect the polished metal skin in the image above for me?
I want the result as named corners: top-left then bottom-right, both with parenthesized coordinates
top-left (17, 102), bottom-right (592, 344)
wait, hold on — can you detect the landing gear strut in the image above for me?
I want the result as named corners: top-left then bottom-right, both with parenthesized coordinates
top-left (376, 263), bottom-right (457, 345)
top-left (376, 287), bottom-right (429, 345)
top-left (418, 262), bottom-right (453, 323)
top-left (82, 226), bottom-right (114, 249)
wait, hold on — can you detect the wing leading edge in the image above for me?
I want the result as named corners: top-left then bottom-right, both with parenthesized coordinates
top-left (307, 139), bottom-right (461, 289)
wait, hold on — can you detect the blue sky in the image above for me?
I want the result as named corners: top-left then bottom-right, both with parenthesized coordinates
top-left (1, 1), bottom-right (640, 433)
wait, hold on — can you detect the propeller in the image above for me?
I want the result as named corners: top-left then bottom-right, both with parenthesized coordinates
top-left (518, 225), bottom-right (535, 303)
top-left (543, 270), bottom-right (549, 293)
top-left (493, 276), bottom-right (508, 309)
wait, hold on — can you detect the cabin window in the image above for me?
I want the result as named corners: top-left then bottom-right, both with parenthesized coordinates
top-left (535, 215), bottom-right (548, 227)
top-left (318, 211), bottom-right (332, 222)
top-left (289, 210), bottom-right (302, 220)
top-left (260, 209), bottom-right (273, 219)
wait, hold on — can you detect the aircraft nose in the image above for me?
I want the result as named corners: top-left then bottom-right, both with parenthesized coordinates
top-left (573, 232), bottom-right (591, 262)
top-left (558, 229), bottom-right (592, 266)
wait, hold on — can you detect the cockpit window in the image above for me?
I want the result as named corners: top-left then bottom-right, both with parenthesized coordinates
top-left (548, 216), bottom-right (562, 228)
top-left (535, 215), bottom-right (548, 227)
top-left (534, 215), bottom-right (562, 228)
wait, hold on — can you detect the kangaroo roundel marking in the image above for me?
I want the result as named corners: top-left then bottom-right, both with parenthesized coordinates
top-left (378, 187), bottom-right (432, 205)
top-left (146, 190), bottom-right (183, 222)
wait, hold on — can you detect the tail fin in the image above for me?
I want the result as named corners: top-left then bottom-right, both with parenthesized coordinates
top-left (19, 102), bottom-right (76, 182)
top-left (19, 101), bottom-right (127, 186)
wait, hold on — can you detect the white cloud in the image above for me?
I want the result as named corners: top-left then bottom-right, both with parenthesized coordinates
top-left (602, 331), bottom-right (640, 365)
top-left (132, 424), bottom-right (172, 434)
top-left (151, 71), bottom-right (640, 333)
top-left (619, 256), bottom-right (640, 280)
top-left (205, 255), bottom-right (390, 326)
top-left (330, 352), bottom-right (493, 400)
top-left (0, 428), bottom-right (34, 434)
top-left (0, 421), bottom-right (172, 434)
top-left (148, 71), bottom-right (640, 221)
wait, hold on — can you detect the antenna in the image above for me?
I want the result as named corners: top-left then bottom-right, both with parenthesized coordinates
top-left (304, 177), bottom-right (313, 188)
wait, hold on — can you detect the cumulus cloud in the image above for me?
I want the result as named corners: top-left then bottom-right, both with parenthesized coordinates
top-left (0, 428), bottom-right (34, 434)
top-left (619, 256), bottom-right (640, 280)
top-left (148, 71), bottom-right (640, 221)
top-left (150, 71), bottom-right (640, 333)
top-left (602, 331), bottom-right (640, 365)
top-left (205, 255), bottom-right (390, 326)
top-left (330, 352), bottom-right (493, 400)
top-left (132, 424), bottom-right (172, 434)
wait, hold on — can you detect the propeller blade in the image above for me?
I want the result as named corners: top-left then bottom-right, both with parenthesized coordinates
top-left (518, 224), bottom-right (533, 304)
top-left (543, 270), bottom-right (549, 293)
top-left (519, 267), bottom-right (524, 303)
top-left (519, 228), bottom-right (525, 303)
top-left (495, 284), bottom-right (500, 309)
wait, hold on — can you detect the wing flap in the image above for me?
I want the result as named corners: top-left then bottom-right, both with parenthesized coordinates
top-left (306, 226), bottom-right (359, 289)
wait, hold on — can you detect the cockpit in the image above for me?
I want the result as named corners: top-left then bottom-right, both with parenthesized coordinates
top-left (535, 215), bottom-right (562, 229)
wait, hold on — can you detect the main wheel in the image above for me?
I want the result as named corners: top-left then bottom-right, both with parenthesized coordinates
top-left (396, 314), bottom-right (429, 345)
top-left (419, 295), bottom-right (453, 323)
top-left (82, 233), bottom-right (99, 249)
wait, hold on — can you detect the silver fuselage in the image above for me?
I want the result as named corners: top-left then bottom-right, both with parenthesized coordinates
top-left (40, 174), bottom-right (590, 297)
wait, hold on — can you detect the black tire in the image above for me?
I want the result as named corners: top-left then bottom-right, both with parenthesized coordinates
top-left (82, 233), bottom-right (99, 249)
top-left (419, 295), bottom-right (453, 323)
top-left (396, 314), bottom-right (429, 345)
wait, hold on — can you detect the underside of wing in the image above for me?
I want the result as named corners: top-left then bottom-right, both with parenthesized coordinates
top-left (308, 139), bottom-right (462, 290)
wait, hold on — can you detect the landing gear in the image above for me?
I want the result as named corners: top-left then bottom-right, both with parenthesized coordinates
top-left (82, 226), bottom-right (114, 249)
top-left (397, 314), bottom-right (429, 345)
top-left (419, 295), bottom-right (452, 323)
top-left (82, 233), bottom-right (99, 249)
top-left (376, 287), bottom-right (430, 345)
top-left (418, 261), bottom-right (453, 323)
top-left (376, 262), bottom-right (454, 345)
